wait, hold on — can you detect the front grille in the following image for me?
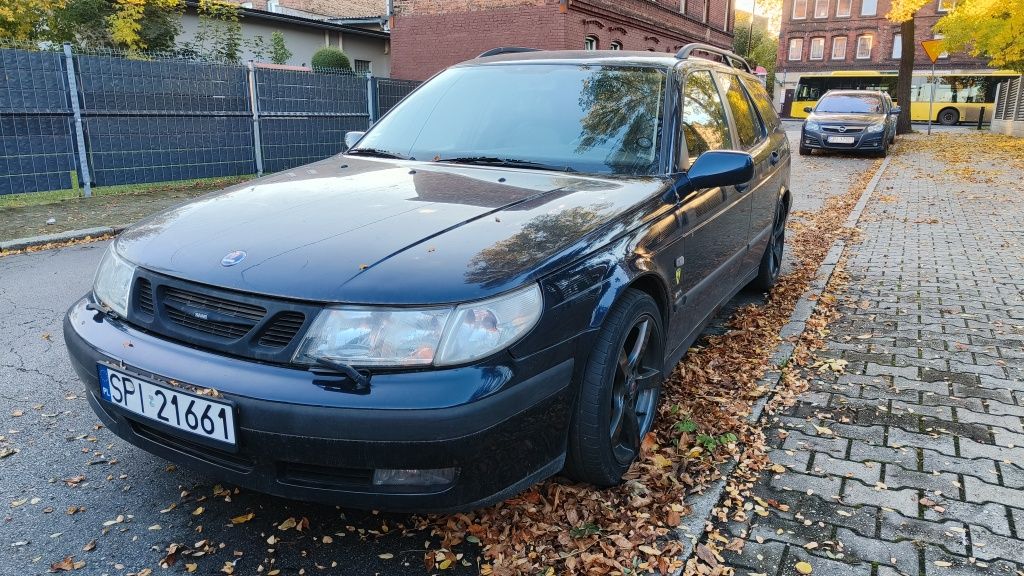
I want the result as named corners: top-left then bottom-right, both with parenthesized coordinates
top-left (130, 420), bottom-right (254, 472)
top-left (258, 312), bottom-right (306, 348)
top-left (136, 278), bottom-right (155, 316)
top-left (821, 125), bottom-right (864, 133)
top-left (129, 269), bottom-right (321, 364)
top-left (162, 286), bottom-right (266, 341)
top-left (279, 461), bottom-right (374, 489)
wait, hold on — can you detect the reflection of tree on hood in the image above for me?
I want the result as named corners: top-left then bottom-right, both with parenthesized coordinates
top-left (466, 204), bottom-right (612, 286)
top-left (575, 69), bottom-right (662, 173)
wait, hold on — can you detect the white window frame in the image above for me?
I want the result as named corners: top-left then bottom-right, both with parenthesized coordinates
top-left (809, 37), bottom-right (825, 60)
top-left (861, 0), bottom-right (877, 15)
top-left (937, 0), bottom-right (954, 12)
top-left (836, 0), bottom-right (852, 16)
top-left (788, 38), bottom-right (804, 60)
top-left (831, 36), bottom-right (847, 60)
top-left (584, 36), bottom-right (598, 50)
top-left (609, 40), bottom-right (623, 50)
top-left (891, 33), bottom-right (902, 59)
top-left (814, 0), bottom-right (828, 18)
top-left (856, 34), bottom-right (873, 59)
top-left (792, 0), bottom-right (808, 19)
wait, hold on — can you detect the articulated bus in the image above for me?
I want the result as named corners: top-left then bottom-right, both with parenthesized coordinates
top-left (788, 70), bottom-right (1018, 124)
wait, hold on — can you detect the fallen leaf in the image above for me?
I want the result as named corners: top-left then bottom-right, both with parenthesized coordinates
top-left (795, 561), bottom-right (813, 574)
top-left (82, 540), bottom-right (96, 552)
top-left (185, 564), bottom-right (197, 573)
top-left (278, 517), bottom-right (297, 531)
top-left (379, 553), bottom-right (394, 559)
top-left (230, 512), bottom-right (254, 525)
top-left (49, 556), bottom-right (76, 572)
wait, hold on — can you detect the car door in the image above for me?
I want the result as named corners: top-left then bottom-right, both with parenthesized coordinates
top-left (739, 76), bottom-right (788, 268)
top-left (667, 69), bottom-right (750, 348)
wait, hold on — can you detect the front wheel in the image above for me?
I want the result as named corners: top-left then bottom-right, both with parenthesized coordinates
top-left (938, 108), bottom-right (960, 126)
top-left (799, 145), bottom-right (811, 156)
top-left (564, 290), bottom-right (664, 486)
top-left (750, 197), bottom-right (788, 291)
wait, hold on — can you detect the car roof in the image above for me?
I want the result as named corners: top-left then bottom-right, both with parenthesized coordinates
top-left (456, 49), bottom-right (749, 74)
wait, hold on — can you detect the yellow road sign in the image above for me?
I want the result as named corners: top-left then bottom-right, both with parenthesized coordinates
top-left (921, 39), bottom-right (944, 64)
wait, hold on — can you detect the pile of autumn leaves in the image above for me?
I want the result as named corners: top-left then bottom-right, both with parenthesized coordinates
top-left (417, 163), bottom-right (883, 575)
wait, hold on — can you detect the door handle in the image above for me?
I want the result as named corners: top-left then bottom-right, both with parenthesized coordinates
top-left (769, 151), bottom-right (780, 166)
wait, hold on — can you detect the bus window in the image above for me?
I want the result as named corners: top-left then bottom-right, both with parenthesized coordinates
top-left (796, 77), bottom-right (826, 100)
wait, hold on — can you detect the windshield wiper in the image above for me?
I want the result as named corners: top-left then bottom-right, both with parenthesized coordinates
top-left (346, 147), bottom-right (409, 160)
top-left (435, 156), bottom-right (577, 173)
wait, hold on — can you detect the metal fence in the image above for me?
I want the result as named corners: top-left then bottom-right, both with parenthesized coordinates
top-left (0, 44), bottom-right (421, 196)
top-left (994, 76), bottom-right (1024, 122)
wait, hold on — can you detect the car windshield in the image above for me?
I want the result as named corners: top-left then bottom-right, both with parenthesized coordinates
top-left (351, 64), bottom-right (666, 176)
top-left (815, 93), bottom-right (883, 114)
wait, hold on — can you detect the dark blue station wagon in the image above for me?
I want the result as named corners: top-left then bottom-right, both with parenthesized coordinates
top-left (64, 45), bottom-right (791, 512)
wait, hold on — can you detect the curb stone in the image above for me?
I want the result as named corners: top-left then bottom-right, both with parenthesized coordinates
top-left (0, 226), bottom-right (125, 253)
top-left (671, 155), bottom-right (892, 572)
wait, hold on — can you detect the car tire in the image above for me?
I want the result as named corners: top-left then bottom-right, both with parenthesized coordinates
top-left (799, 145), bottom-right (811, 156)
top-left (564, 289), bottom-right (664, 487)
top-left (751, 196), bottom-right (788, 292)
top-left (938, 108), bottom-right (960, 126)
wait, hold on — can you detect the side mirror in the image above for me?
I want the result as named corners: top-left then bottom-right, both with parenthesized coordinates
top-left (680, 150), bottom-right (754, 195)
top-left (803, 106), bottom-right (814, 113)
top-left (344, 131), bottom-right (365, 150)
top-left (890, 106), bottom-right (902, 115)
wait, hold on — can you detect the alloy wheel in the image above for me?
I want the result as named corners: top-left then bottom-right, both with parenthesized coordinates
top-left (768, 202), bottom-right (786, 279)
top-left (608, 314), bottom-right (661, 464)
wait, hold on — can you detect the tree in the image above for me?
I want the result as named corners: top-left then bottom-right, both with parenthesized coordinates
top-left (107, 0), bottom-right (183, 51)
top-left (935, 0), bottom-right (1024, 73)
top-left (270, 31), bottom-right (291, 65)
top-left (1, 0), bottom-right (66, 42)
top-left (733, 10), bottom-right (780, 96)
top-left (887, 0), bottom-right (929, 134)
top-left (311, 46), bottom-right (351, 71)
top-left (182, 0), bottom-right (243, 62)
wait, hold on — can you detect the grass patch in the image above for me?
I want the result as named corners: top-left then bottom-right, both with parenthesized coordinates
top-left (0, 175), bottom-right (255, 209)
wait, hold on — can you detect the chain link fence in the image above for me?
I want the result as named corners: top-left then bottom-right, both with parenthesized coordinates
top-left (0, 43), bottom-right (421, 197)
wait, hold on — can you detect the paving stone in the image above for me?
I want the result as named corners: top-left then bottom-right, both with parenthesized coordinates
top-left (877, 510), bottom-right (968, 557)
top-left (922, 499), bottom-right (1012, 538)
top-left (835, 526), bottom-right (920, 571)
top-left (841, 479), bottom-right (920, 518)
top-left (961, 476), bottom-right (1024, 510)
top-left (968, 524), bottom-right (1024, 563)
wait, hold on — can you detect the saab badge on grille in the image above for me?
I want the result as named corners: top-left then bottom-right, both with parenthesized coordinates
top-left (221, 250), bottom-right (247, 267)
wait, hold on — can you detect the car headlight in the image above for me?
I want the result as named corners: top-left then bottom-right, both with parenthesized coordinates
top-left (866, 123), bottom-right (885, 133)
top-left (93, 244), bottom-right (136, 317)
top-left (293, 284), bottom-right (542, 368)
top-left (805, 121), bottom-right (820, 132)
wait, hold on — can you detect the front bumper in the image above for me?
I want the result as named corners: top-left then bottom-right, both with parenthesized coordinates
top-left (64, 297), bottom-right (575, 512)
top-left (801, 129), bottom-right (886, 151)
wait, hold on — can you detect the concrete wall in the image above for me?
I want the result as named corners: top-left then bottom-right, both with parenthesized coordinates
top-left (991, 120), bottom-right (1024, 138)
top-left (178, 12), bottom-right (391, 76)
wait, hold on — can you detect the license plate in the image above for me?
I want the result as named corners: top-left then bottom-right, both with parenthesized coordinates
top-left (98, 364), bottom-right (236, 445)
top-left (828, 136), bottom-right (855, 144)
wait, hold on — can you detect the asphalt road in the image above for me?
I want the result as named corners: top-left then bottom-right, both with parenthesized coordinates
top-left (0, 128), bottom-right (876, 576)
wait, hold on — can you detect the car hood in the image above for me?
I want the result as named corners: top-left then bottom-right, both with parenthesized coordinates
top-left (116, 156), bottom-right (666, 305)
top-left (807, 112), bottom-right (886, 125)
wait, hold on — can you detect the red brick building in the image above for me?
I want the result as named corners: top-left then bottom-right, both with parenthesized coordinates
top-left (774, 0), bottom-right (989, 110)
top-left (390, 0), bottom-right (736, 81)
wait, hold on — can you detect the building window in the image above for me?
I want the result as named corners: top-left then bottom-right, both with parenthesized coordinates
top-left (836, 0), bottom-right (852, 16)
top-left (809, 37), bottom-right (825, 60)
top-left (933, 33), bottom-right (949, 58)
top-left (891, 33), bottom-right (902, 58)
top-left (610, 41), bottom-right (622, 50)
top-left (937, 0), bottom-right (954, 12)
top-left (856, 34), bottom-right (873, 59)
top-left (792, 0), bottom-right (807, 19)
top-left (584, 36), bottom-right (598, 50)
top-left (814, 0), bottom-right (828, 18)
top-left (353, 59), bottom-right (372, 75)
top-left (832, 36), bottom-right (847, 59)
top-left (788, 38), bottom-right (804, 60)
top-left (861, 0), bottom-right (877, 15)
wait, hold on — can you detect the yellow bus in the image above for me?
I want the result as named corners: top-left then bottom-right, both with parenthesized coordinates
top-left (788, 70), bottom-right (1018, 124)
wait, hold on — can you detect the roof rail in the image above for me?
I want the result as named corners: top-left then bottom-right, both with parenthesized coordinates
top-left (477, 47), bottom-right (542, 58)
top-left (675, 43), bottom-right (752, 74)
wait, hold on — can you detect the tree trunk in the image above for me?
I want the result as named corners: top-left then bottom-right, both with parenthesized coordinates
top-left (896, 18), bottom-right (916, 135)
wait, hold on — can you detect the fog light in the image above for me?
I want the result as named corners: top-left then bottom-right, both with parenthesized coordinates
top-left (372, 468), bottom-right (457, 487)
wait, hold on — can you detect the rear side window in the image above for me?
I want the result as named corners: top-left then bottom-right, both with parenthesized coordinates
top-left (681, 70), bottom-right (732, 166)
top-left (719, 73), bottom-right (766, 149)
top-left (740, 77), bottom-right (782, 133)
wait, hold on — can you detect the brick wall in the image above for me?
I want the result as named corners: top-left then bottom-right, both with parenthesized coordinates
top-left (777, 0), bottom-right (988, 71)
top-left (392, 0), bottom-right (734, 80)
top-left (391, 3), bottom-right (565, 80)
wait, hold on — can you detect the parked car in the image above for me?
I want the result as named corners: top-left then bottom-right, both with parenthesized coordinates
top-left (64, 44), bottom-right (791, 512)
top-left (799, 89), bottom-right (899, 157)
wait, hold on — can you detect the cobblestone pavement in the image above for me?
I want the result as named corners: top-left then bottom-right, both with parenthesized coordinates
top-left (722, 136), bottom-right (1024, 575)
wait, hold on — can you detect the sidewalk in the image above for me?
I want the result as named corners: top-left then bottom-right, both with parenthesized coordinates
top-left (718, 133), bottom-right (1024, 576)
